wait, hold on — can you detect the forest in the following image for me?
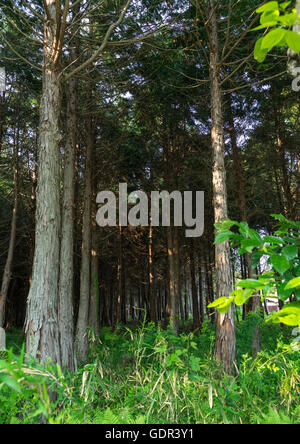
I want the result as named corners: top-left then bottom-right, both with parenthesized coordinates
top-left (0, 0), bottom-right (299, 426)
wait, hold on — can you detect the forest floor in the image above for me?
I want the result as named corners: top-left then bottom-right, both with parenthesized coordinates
top-left (1, 315), bottom-right (300, 424)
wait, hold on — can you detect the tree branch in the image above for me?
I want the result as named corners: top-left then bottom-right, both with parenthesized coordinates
top-left (62, 0), bottom-right (132, 82)
top-left (43, 0), bottom-right (51, 22)
top-left (22, 0), bottom-right (45, 22)
top-left (0, 33), bottom-right (42, 72)
top-left (53, 0), bottom-right (70, 65)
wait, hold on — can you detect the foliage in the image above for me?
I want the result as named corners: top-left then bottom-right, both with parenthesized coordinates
top-left (0, 322), bottom-right (299, 424)
top-left (252, 1), bottom-right (300, 61)
top-left (83, 408), bottom-right (146, 425)
top-left (0, 345), bottom-right (77, 424)
top-left (210, 214), bottom-right (300, 327)
top-left (255, 407), bottom-right (300, 424)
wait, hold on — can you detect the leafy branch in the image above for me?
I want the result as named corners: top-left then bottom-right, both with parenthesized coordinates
top-left (209, 214), bottom-right (300, 327)
top-left (252, 1), bottom-right (300, 62)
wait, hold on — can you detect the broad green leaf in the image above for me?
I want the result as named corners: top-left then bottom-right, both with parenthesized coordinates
top-left (208, 297), bottom-right (234, 314)
top-left (252, 22), bottom-right (279, 31)
top-left (248, 229), bottom-right (263, 243)
top-left (217, 298), bottom-right (234, 314)
top-left (263, 282), bottom-right (276, 297)
top-left (278, 12), bottom-right (297, 26)
top-left (276, 36), bottom-right (290, 46)
top-left (215, 219), bottom-right (238, 230)
top-left (234, 289), bottom-right (254, 306)
top-left (252, 251), bottom-right (264, 268)
top-left (282, 245), bottom-right (298, 260)
top-left (285, 277), bottom-right (300, 290)
top-left (240, 239), bottom-right (261, 253)
top-left (214, 231), bottom-right (232, 244)
top-left (285, 31), bottom-right (300, 53)
top-left (264, 235), bottom-right (284, 244)
top-left (207, 297), bottom-right (229, 308)
top-left (260, 10), bottom-right (280, 25)
top-left (236, 279), bottom-right (265, 289)
top-left (269, 303), bottom-right (300, 327)
top-left (280, 1), bottom-right (292, 10)
top-left (277, 282), bottom-right (294, 301)
top-left (261, 28), bottom-right (288, 50)
top-left (270, 254), bottom-right (290, 274)
top-left (254, 38), bottom-right (269, 62)
top-left (256, 1), bottom-right (279, 13)
top-left (239, 222), bottom-right (250, 238)
top-left (273, 313), bottom-right (299, 326)
top-left (271, 213), bottom-right (289, 222)
top-left (295, 288), bottom-right (300, 301)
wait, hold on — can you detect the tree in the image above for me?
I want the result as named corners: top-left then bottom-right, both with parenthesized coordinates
top-left (58, 1), bottom-right (79, 372)
top-left (0, 94), bottom-right (19, 328)
top-left (207, 0), bottom-right (236, 373)
top-left (25, 0), bottom-right (64, 365)
top-left (75, 111), bottom-right (94, 363)
top-left (1, 0), bottom-right (159, 365)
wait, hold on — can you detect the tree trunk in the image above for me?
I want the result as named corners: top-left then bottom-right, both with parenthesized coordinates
top-left (208, 0), bottom-right (236, 373)
top-left (205, 258), bottom-right (213, 320)
top-left (0, 328), bottom-right (5, 351)
top-left (89, 218), bottom-right (100, 337)
top-left (173, 227), bottom-right (181, 327)
top-left (190, 240), bottom-right (200, 331)
top-left (75, 116), bottom-right (93, 362)
top-left (25, 2), bottom-right (62, 365)
top-left (296, 158), bottom-right (300, 220)
top-left (167, 227), bottom-right (179, 333)
top-left (149, 224), bottom-right (157, 323)
top-left (88, 140), bottom-right (100, 336)
top-left (117, 226), bottom-right (127, 325)
top-left (164, 272), bottom-right (171, 327)
top-left (130, 289), bottom-right (135, 321)
top-left (273, 98), bottom-right (293, 219)
top-left (184, 277), bottom-right (189, 321)
top-left (198, 258), bottom-right (205, 324)
top-left (0, 94), bottom-right (6, 151)
top-left (58, 45), bottom-right (78, 371)
top-left (0, 129), bottom-right (18, 328)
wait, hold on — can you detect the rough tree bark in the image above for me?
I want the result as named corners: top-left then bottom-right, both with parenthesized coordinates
top-left (208, 0), bottom-right (236, 373)
top-left (149, 223), bottom-right (157, 324)
top-left (25, 1), bottom-right (62, 365)
top-left (0, 92), bottom-right (6, 151)
top-left (0, 124), bottom-right (18, 328)
top-left (75, 116), bottom-right (94, 362)
top-left (198, 254), bottom-right (205, 324)
top-left (296, 159), bottom-right (300, 220)
top-left (273, 97), bottom-right (294, 219)
top-left (167, 227), bottom-right (179, 334)
top-left (190, 239), bottom-right (200, 331)
top-left (173, 227), bottom-right (181, 327)
top-left (163, 137), bottom-right (179, 333)
top-left (0, 328), bottom-right (5, 351)
top-left (58, 50), bottom-right (78, 372)
top-left (89, 199), bottom-right (100, 337)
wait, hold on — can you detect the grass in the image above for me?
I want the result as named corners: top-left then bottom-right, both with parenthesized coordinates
top-left (0, 315), bottom-right (299, 424)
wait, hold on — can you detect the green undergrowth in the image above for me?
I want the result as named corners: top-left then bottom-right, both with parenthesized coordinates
top-left (0, 316), bottom-right (299, 424)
